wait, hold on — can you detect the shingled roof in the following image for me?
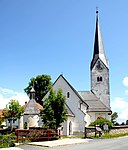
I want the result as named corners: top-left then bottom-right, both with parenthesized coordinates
top-left (23, 99), bottom-right (42, 115)
top-left (66, 104), bottom-right (75, 117)
top-left (0, 109), bottom-right (3, 116)
top-left (78, 91), bottom-right (111, 112)
top-left (22, 102), bottom-right (43, 110)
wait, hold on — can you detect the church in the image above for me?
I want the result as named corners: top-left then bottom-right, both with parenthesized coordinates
top-left (18, 11), bottom-right (112, 136)
top-left (43, 11), bottom-right (112, 136)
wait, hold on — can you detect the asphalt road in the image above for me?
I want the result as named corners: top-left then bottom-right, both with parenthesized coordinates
top-left (18, 136), bottom-right (128, 150)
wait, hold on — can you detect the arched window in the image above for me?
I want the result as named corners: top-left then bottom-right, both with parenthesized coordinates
top-left (67, 92), bottom-right (70, 98)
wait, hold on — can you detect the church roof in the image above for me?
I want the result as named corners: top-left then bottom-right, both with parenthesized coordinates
top-left (0, 109), bottom-right (3, 116)
top-left (23, 99), bottom-right (42, 115)
top-left (22, 102), bottom-right (43, 110)
top-left (30, 87), bottom-right (35, 93)
top-left (52, 74), bottom-right (89, 108)
top-left (91, 11), bottom-right (108, 69)
top-left (66, 104), bottom-right (75, 117)
top-left (78, 91), bottom-right (111, 112)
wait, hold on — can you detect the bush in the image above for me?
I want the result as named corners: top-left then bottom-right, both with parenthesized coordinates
top-left (90, 117), bottom-right (112, 130)
top-left (0, 134), bottom-right (15, 148)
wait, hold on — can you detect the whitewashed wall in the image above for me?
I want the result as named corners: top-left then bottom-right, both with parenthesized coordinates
top-left (50, 76), bottom-right (88, 135)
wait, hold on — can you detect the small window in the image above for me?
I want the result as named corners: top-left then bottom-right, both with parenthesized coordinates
top-left (67, 92), bottom-right (70, 98)
top-left (97, 77), bottom-right (100, 82)
top-left (97, 76), bottom-right (102, 82)
top-left (100, 77), bottom-right (102, 81)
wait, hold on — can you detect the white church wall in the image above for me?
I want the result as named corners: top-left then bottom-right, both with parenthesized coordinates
top-left (19, 116), bottom-right (24, 129)
top-left (80, 103), bottom-right (87, 114)
top-left (61, 116), bottom-right (74, 135)
top-left (52, 76), bottom-right (87, 134)
top-left (84, 113), bottom-right (91, 127)
top-left (87, 112), bottom-right (111, 125)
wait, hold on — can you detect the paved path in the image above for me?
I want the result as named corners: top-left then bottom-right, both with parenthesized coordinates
top-left (1, 137), bottom-right (128, 150)
top-left (0, 138), bottom-right (90, 150)
top-left (28, 138), bottom-right (90, 147)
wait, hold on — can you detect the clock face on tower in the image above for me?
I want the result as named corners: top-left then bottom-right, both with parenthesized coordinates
top-left (96, 61), bottom-right (103, 71)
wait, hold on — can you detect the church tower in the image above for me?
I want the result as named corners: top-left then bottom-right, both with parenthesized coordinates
top-left (90, 10), bottom-right (110, 108)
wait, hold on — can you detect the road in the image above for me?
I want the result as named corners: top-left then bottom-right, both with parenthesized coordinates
top-left (8, 136), bottom-right (128, 150)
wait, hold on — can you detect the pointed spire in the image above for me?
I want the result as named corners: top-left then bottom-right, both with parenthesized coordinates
top-left (30, 86), bottom-right (36, 100)
top-left (91, 10), bottom-right (108, 69)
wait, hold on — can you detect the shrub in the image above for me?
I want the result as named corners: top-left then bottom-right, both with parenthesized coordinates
top-left (90, 117), bottom-right (112, 130)
top-left (0, 134), bottom-right (15, 148)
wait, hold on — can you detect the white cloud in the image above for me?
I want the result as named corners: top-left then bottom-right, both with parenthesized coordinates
top-left (0, 87), bottom-right (29, 109)
top-left (122, 77), bottom-right (128, 87)
top-left (111, 76), bottom-right (128, 123)
top-left (124, 90), bottom-right (128, 95)
top-left (111, 97), bottom-right (128, 123)
top-left (119, 108), bottom-right (128, 121)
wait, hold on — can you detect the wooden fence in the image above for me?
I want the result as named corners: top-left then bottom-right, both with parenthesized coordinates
top-left (15, 129), bottom-right (60, 143)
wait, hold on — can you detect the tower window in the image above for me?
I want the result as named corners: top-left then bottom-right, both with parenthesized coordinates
top-left (100, 77), bottom-right (102, 81)
top-left (97, 76), bottom-right (102, 82)
top-left (67, 92), bottom-right (70, 98)
top-left (97, 77), bottom-right (100, 82)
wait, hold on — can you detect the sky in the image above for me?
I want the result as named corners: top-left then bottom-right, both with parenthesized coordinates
top-left (0, 0), bottom-right (128, 123)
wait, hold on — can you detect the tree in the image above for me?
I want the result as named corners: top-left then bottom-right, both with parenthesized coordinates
top-left (40, 89), bottom-right (67, 129)
top-left (24, 74), bottom-right (52, 106)
top-left (2, 100), bottom-right (24, 130)
top-left (90, 117), bottom-right (112, 129)
top-left (111, 112), bottom-right (118, 125)
top-left (126, 120), bottom-right (128, 125)
top-left (0, 116), bottom-right (3, 127)
top-left (121, 122), bottom-right (125, 125)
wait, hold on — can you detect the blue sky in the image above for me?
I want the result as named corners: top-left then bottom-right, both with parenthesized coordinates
top-left (0, 0), bottom-right (128, 123)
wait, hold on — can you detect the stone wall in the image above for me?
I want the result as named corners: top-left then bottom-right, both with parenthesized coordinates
top-left (110, 126), bottom-right (128, 134)
top-left (85, 126), bottom-right (128, 137)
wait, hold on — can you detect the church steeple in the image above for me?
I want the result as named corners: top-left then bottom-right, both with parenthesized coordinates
top-left (91, 10), bottom-right (108, 69)
top-left (90, 10), bottom-right (110, 108)
top-left (30, 87), bottom-right (36, 100)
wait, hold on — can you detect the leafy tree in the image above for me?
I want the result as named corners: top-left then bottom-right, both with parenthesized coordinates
top-left (111, 112), bottom-right (118, 125)
top-left (121, 122), bottom-right (125, 125)
top-left (126, 120), bottom-right (128, 125)
top-left (90, 117), bottom-right (112, 129)
top-left (2, 100), bottom-right (24, 130)
top-left (24, 74), bottom-right (52, 106)
top-left (0, 116), bottom-right (3, 127)
top-left (40, 89), bottom-right (67, 129)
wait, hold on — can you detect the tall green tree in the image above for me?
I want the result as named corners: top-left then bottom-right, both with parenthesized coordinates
top-left (40, 89), bottom-right (67, 129)
top-left (2, 100), bottom-right (24, 130)
top-left (111, 112), bottom-right (118, 125)
top-left (126, 120), bottom-right (128, 125)
top-left (24, 74), bottom-right (52, 106)
top-left (0, 116), bottom-right (3, 127)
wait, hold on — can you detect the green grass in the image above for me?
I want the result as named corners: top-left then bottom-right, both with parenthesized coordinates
top-left (61, 132), bottom-right (128, 139)
top-left (100, 132), bottom-right (128, 138)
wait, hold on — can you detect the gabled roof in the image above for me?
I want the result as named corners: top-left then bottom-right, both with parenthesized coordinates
top-left (52, 74), bottom-right (89, 108)
top-left (79, 91), bottom-right (111, 112)
top-left (22, 102), bottom-right (43, 110)
top-left (24, 99), bottom-right (41, 115)
top-left (66, 104), bottom-right (75, 117)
